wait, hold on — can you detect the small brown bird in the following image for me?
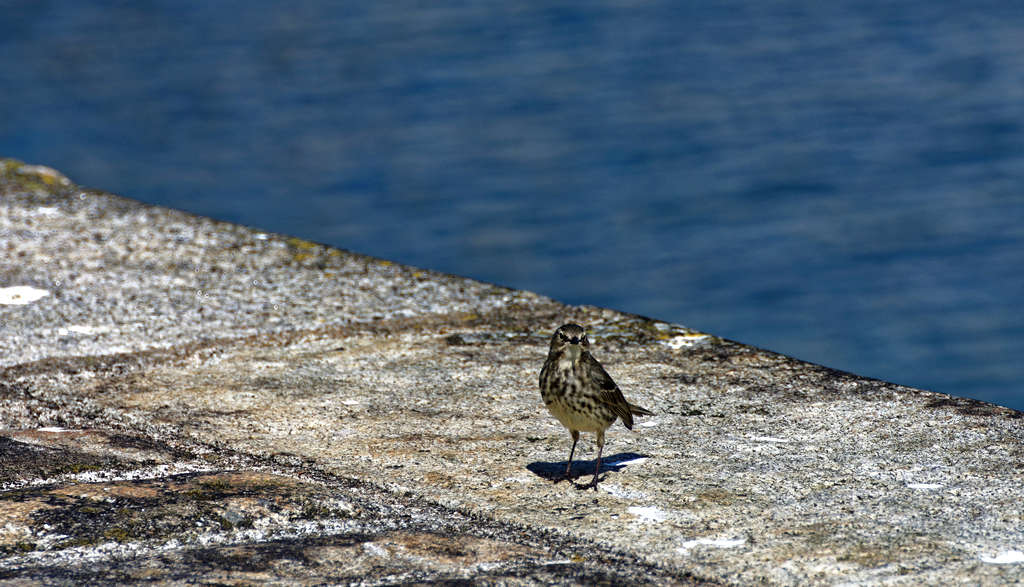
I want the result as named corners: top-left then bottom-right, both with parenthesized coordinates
top-left (539, 323), bottom-right (653, 488)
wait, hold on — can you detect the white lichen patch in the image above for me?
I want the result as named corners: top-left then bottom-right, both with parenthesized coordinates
top-left (57, 325), bottom-right (111, 336)
top-left (907, 483), bottom-right (943, 490)
top-left (627, 506), bottom-right (667, 523)
top-left (980, 550), bottom-right (1024, 564)
top-left (600, 484), bottom-right (647, 500)
top-left (660, 333), bottom-right (710, 350)
top-left (677, 537), bottom-right (747, 554)
top-left (748, 435), bottom-right (791, 443)
top-left (0, 286), bottom-right (49, 305)
top-left (611, 456), bottom-right (649, 466)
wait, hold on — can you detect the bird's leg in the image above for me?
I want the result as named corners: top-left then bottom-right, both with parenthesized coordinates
top-left (585, 430), bottom-right (605, 489)
top-left (561, 430), bottom-right (580, 481)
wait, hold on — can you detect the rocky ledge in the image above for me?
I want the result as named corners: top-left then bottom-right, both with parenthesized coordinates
top-left (1, 159), bottom-right (1022, 584)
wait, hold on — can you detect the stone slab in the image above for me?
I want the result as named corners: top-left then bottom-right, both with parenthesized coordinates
top-left (2, 159), bottom-right (1023, 584)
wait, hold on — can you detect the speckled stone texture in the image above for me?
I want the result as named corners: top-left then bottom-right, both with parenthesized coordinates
top-left (2, 159), bottom-right (1023, 584)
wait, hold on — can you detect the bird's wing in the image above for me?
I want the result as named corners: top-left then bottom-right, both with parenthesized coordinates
top-left (583, 353), bottom-right (634, 427)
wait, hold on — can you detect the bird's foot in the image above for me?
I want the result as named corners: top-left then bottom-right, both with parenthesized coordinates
top-left (553, 470), bottom-right (575, 484)
top-left (552, 461), bottom-right (580, 484)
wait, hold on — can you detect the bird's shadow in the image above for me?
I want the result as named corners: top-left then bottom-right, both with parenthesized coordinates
top-left (526, 452), bottom-right (650, 483)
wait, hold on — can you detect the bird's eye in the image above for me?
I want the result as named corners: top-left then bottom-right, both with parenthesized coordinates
top-left (557, 332), bottom-right (567, 340)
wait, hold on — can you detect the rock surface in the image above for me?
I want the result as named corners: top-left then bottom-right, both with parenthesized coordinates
top-left (2, 159), bottom-right (1023, 584)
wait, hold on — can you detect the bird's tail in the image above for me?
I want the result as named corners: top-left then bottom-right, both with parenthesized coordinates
top-left (620, 402), bottom-right (654, 430)
top-left (629, 403), bottom-right (654, 417)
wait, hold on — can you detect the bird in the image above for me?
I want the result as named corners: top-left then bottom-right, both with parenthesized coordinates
top-left (539, 323), bottom-right (653, 488)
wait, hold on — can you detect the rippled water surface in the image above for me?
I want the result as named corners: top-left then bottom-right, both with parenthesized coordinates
top-left (3, 1), bottom-right (1023, 408)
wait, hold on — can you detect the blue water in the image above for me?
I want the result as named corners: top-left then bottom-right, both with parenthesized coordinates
top-left (3, 1), bottom-right (1024, 409)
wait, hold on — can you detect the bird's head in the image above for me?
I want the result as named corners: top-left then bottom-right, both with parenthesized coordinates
top-left (548, 323), bottom-right (590, 359)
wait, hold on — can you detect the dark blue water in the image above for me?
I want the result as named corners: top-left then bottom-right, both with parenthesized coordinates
top-left (3, 1), bottom-right (1024, 409)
